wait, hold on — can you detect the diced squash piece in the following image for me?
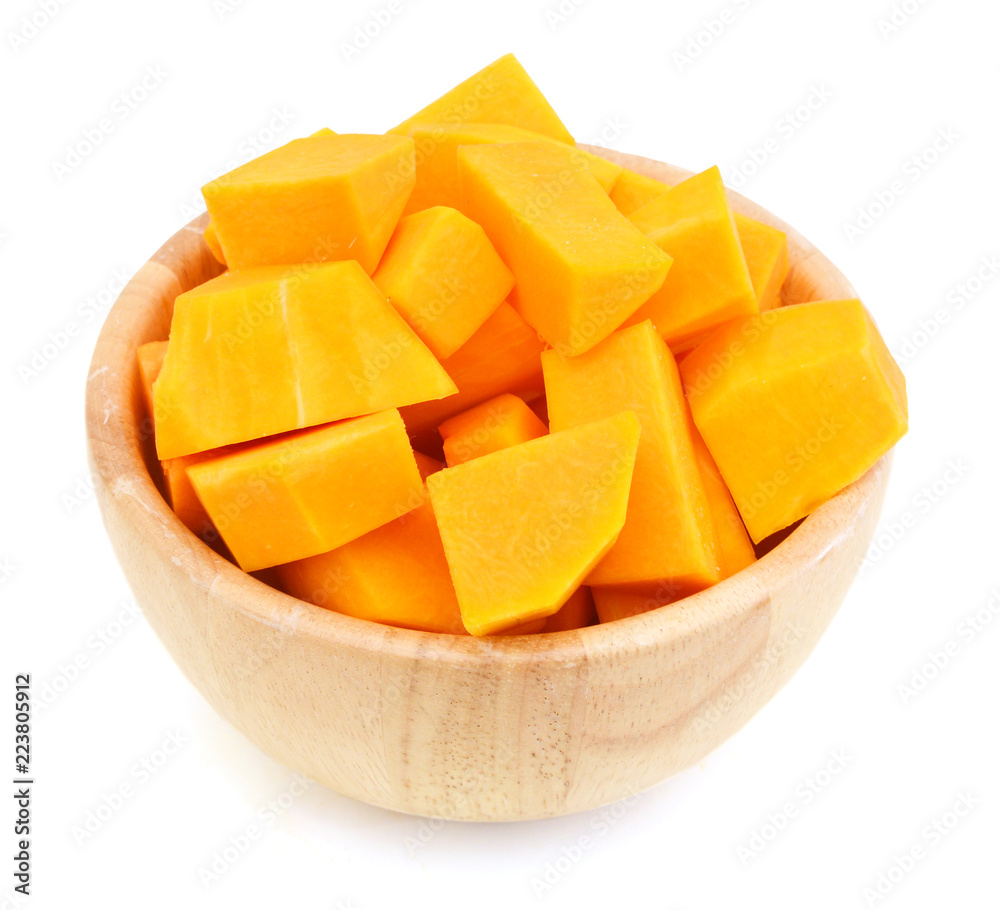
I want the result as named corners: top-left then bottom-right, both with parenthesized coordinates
top-left (136, 340), bottom-right (167, 420)
top-left (543, 321), bottom-right (720, 593)
top-left (735, 213), bottom-right (789, 312)
top-left (680, 300), bottom-right (908, 542)
top-left (162, 453), bottom-right (217, 539)
top-left (273, 450), bottom-right (465, 634)
top-left (542, 586), bottom-right (597, 633)
top-left (438, 393), bottom-right (547, 467)
top-left (609, 168), bottom-right (669, 216)
top-left (402, 122), bottom-right (621, 215)
top-left (428, 411), bottom-right (641, 636)
top-left (459, 142), bottom-right (672, 356)
top-left (188, 410), bottom-right (423, 571)
top-left (691, 428), bottom-right (756, 579)
top-left (625, 166), bottom-right (757, 350)
top-left (391, 53), bottom-right (574, 144)
top-left (399, 301), bottom-right (545, 437)
top-left (203, 221), bottom-right (226, 265)
top-left (372, 206), bottom-right (514, 359)
top-left (202, 132), bottom-right (415, 273)
top-left (592, 586), bottom-right (679, 624)
top-left (153, 261), bottom-right (456, 459)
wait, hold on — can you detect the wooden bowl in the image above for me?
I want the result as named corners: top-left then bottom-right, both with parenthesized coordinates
top-left (86, 149), bottom-right (891, 821)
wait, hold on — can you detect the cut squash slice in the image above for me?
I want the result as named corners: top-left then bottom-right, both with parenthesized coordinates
top-left (427, 410), bottom-right (640, 636)
top-left (153, 261), bottom-right (456, 459)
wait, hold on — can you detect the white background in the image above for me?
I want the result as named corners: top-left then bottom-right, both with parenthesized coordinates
top-left (2, 0), bottom-right (998, 907)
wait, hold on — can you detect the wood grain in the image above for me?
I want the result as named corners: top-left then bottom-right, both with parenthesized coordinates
top-left (85, 149), bottom-right (891, 821)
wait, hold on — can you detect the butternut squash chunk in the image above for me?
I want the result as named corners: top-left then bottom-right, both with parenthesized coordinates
top-left (591, 586), bottom-right (680, 624)
top-left (202, 221), bottom-right (226, 265)
top-left (273, 452), bottom-right (465, 634)
top-left (401, 122), bottom-right (621, 215)
top-left (458, 142), bottom-right (672, 356)
top-left (372, 206), bottom-right (514, 359)
top-left (543, 321), bottom-right (720, 593)
top-left (734, 213), bottom-right (789, 312)
top-left (153, 261), bottom-right (456, 459)
top-left (625, 166), bottom-right (757, 350)
top-left (438, 393), bottom-right (547, 467)
top-left (680, 299), bottom-right (908, 542)
top-left (691, 428), bottom-right (756, 579)
top-left (391, 53), bottom-right (574, 144)
top-left (542, 585), bottom-right (597, 632)
top-left (136, 340), bottom-right (167, 421)
top-left (202, 132), bottom-right (415, 272)
top-left (399, 301), bottom-right (546, 437)
top-left (609, 168), bottom-right (669, 216)
top-left (427, 411), bottom-right (641, 636)
top-left (188, 409), bottom-right (424, 571)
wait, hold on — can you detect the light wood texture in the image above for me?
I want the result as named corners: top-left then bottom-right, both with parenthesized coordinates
top-left (86, 150), bottom-right (891, 821)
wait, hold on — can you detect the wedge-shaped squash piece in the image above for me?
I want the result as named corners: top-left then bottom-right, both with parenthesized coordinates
top-left (680, 299), bottom-right (908, 542)
top-left (391, 53), bottom-right (574, 144)
top-left (136, 340), bottom-right (167, 421)
top-left (273, 452), bottom-right (465, 634)
top-left (153, 261), bottom-right (456, 459)
top-left (202, 132), bottom-right (415, 272)
top-left (691, 428), bottom-right (756, 579)
top-left (592, 586), bottom-right (679, 624)
top-left (203, 222), bottom-right (226, 265)
top-left (459, 142), bottom-right (672, 356)
top-left (163, 453), bottom-right (217, 539)
top-left (188, 410), bottom-right (423, 571)
top-left (402, 122), bottom-right (621, 215)
top-left (609, 168), bottom-right (669, 216)
top-left (543, 321), bottom-right (720, 593)
top-left (542, 585), bottom-right (597, 633)
top-left (438, 393), bottom-right (547, 466)
top-left (428, 411), bottom-right (641, 636)
top-left (625, 166), bottom-right (757, 350)
top-left (372, 206), bottom-right (514, 359)
top-left (399, 301), bottom-right (546, 437)
top-left (735, 213), bottom-right (789, 312)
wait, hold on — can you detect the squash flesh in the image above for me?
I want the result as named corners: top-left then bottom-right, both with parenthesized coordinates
top-left (680, 299), bottom-right (908, 542)
top-left (153, 261), bottom-right (456, 459)
top-left (372, 206), bottom-right (514, 360)
top-left (428, 411), bottom-right (641, 635)
top-left (202, 133), bottom-right (415, 273)
top-left (458, 142), bottom-right (672, 356)
top-left (188, 410), bottom-right (424, 571)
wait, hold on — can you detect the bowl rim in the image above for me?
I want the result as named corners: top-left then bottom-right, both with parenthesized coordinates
top-left (86, 147), bottom-right (886, 670)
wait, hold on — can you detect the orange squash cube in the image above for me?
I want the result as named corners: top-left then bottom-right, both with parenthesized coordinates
top-left (202, 132), bottom-right (415, 273)
top-left (543, 321), bottom-right (720, 594)
top-left (372, 206), bottom-right (514, 359)
top-left (608, 168), bottom-right (668, 216)
top-left (399, 301), bottom-right (546, 437)
top-left (391, 53), bottom-right (574, 144)
top-left (153, 261), bottom-right (455, 459)
top-left (542, 586), bottom-right (597, 632)
top-left (401, 122), bottom-right (621, 215)
top-left (458, 142), bottom-right (672, 356)
top-left (188, 410), bottom-right (424, 571)
top-left (625, 166), bottom-right (757, 350)
top-left (273, 452), bottom-right (465, 634)
top-left (735, 213), bottom-right (789, 312)
top-left (136, 340), bottom-right (167, 421)
top-left (428, 411), bottom-right (641, 636)
top-left (680, 299), bottom-right (908, 542)
top-left (690, 428), bottom-right (756, 579)
top-left (438, 393), bottom-right (547, 466)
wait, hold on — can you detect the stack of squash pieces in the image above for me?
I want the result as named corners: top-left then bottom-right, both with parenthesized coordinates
top-left (138, 54), bottom-right (907, 637)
